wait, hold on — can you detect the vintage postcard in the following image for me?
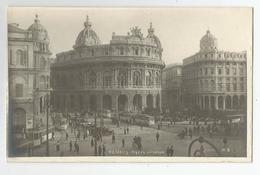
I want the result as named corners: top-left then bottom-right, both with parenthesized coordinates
top-left (6, 7), bottom-right (253, 162)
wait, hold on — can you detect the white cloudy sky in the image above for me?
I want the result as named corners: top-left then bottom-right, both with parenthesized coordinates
top-left (8, 7), bottom-right (252, 65)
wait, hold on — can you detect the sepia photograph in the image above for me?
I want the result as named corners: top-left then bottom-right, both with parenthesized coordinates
top-left (6, 7), bottom-right (252, 162)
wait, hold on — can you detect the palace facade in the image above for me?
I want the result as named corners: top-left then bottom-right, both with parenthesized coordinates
top-left (162, 63), bottom-right (183, 112)
top-left (51, 16), bottom-right (165, 114)
top-left (8, 15), bottom-right (52, 151)
top-left (182, 30), bottom-right (247, 112)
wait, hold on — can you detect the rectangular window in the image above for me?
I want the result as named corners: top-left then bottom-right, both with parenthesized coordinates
top-left (211, 68), bottom-right (215, 75)
top-left (226, 68), bottom-right (230, 75)
top-left (218, 68), bottom-right (222, 75)
top-left (233, 83), bottom-right (237, 91)
top-left (233, 68), bottom-right (237, 75)
top-left (205, 68), bottom-right (208, 75)
top-left (15, 84), bottom-right (23, 97)
top-left (218, 83), bottom-right (222, 91)
top-left (239, 68), bottom-right (243, 75)
top-left (9, 49), bottom-right (13, 65)
top-left (226, 83), bottom-right (230, 91)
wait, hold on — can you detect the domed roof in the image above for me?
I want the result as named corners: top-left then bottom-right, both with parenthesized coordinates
top-left (28, 14), bottom-right (49, 43)
top-left (73, 16), bottom-right (101, 49)
top-left (200, 30), bottom-right (218, 52)
top-left (146, 23), bottom-right (162, 49)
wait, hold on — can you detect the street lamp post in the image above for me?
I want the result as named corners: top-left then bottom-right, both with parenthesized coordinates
top-left (45, 93), bottom-right (50, 156)
top-left (94, 111), bottom-right (97, 156)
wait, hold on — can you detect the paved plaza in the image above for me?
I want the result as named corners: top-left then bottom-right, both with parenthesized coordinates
top-left (21, 120), bottom-right (246, 157)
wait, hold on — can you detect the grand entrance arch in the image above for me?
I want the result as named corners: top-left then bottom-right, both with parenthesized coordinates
top-left (218, 96), bottom-right (223, 109)
top-left (133, 94), bottom-right (142, 112)
top-left (146, 94), bottom-right (153, 109)
top-left (14, 108), bottom-right (26, 130)
top-left (226, 95), bottom-right (231, 109)
top-left (156, 94), bottom-right (160, 110)
top-left (233, 95), bottom-right (239, 109)
top-left (90, 95), bottom-right (97, 112)
top-left (103, 95), bottom-right (112, 110)
top-left (118, 94), bottom-right (128, 112)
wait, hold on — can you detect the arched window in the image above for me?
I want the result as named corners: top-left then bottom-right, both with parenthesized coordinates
top-left (16, 50), bottom-right (26, 66)
top-left (119, 48), bottom-right (124, 55)
top-left (133, 48), bottom-right (139, 56)
top-left (40, 57), bottom-right (46, 69)
top-left (103, 71), bottom-right (112, 87)
top-left (15, 83), bottom-right (24, 97)
top-left (211, 80), bottom-right (215, 90)
top-left (118, 71), bottom-right (127, 87)
top-left (133, 71), bottom-right (142, 86)
top-left (155, 72), bottom-right (160, 86)
top-left (79, 73), bottom-right (84, 88)
top-left (146, 71), bottom-right (153, 87)
top-left (147, 48), bottom-right (151, 56)
top-left (46, 76), bottom-right (49, 88)
top-left (40, 75), bottom-right (46, 89)
top-left (62, 74), bottom-right (67, 87)
top-left (89, 71), bottom-right (96, 88)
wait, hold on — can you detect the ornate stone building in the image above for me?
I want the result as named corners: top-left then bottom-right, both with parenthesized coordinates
top-left (8, 15), bottom-right (52, 150)
top-left (51, 16), bottom-right (165, 114)
top-left (162, 63), bottom-right (183, 113)
top-left (182, 30), bottom-right (247, 112)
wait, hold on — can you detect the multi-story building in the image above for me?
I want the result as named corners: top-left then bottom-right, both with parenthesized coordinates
top-left (162, 63), bottom-right (183, 113)
top-left (8, 15), bottom-right (52, 153)
top-left (51, 16), bottom-right (165, 114)
top-left (182, 30), bottom-right (247, 112)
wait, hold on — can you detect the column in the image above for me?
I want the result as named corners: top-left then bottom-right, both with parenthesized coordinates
top-left (153, 94), bottom-right (157, 108)
top-left (112, 95), bottom-right (118, 113)
top-left (223, 96), bottom-right (226, 110)
top-left (208, 96), bottom-right (211, 110)
top-left (142, 94), bottom-right (147, 110)
top-left (215, 95), bottom-right (218, 110)
top-left (230, 95), bottom-right (233, 109)
top-left (128, 94), bottom-right (133, 112)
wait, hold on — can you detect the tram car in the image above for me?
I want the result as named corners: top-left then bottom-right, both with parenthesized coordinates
top-left (134, 114), bottom-right (155, 126)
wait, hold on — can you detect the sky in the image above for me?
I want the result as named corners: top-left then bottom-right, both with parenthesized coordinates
top-left (7, 7), bottom-right (252, 65)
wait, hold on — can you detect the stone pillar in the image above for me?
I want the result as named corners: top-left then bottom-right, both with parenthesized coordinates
top-left (208, 96), bottom-right (211, 110)
top-left (215, 96), bottom-right (218, 110)
top-left (113, 68), bottom-right (118, 88)
top-left (153, 94), bottom-right (157, 108)
top-left (128, 94), bottom-right (133, 112)
top-left (230, 95), bottom-right (233, 109)
top-left (223, 96), bottom-right (226, 110)
top-left (128, 69), bottom-right (132, 87)
top-left (112, 95), bottom-right (118, 113)
top-left (142, 94), bottom-right (147, 110)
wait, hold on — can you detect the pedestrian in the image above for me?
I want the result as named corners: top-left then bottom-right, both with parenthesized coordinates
top-left (122, 138), bottom-right (125, 148)
top-left (52, 131), bottom-right (55, 140)
top-left (102, 144), bottom-right (106, 156)
top-left (170, 145), bottom-right (174, 156)
top-left (74, 141), bottom-right (77, 152)
top-left (189, 128), bottom-right (193, 139)
top-left (56, 141), bottom-right (60, 152)
top-left (91, 137), bottom-right (94, 147)
top-left (98, 145), bottom-right (102, 156)
top-left (166, 146), bottom-right (170, 156)
top-left (76, 143), bottom-right (80, 155)
top-left (112, 133), bottom-right (115, 144)
top-left (156, 132), bottom-right (160, 142)
top-left (69, 140), bottom-right (72, 152)
top-left (66, 132), bottom-right (69, 140)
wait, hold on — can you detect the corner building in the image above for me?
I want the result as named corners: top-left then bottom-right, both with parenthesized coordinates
top-left (182, 30), bottom-right (247, 112)
top-left (51, 17), bottom-right (165, 114)
top-left (8, 15), bottom-right (52, 151)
